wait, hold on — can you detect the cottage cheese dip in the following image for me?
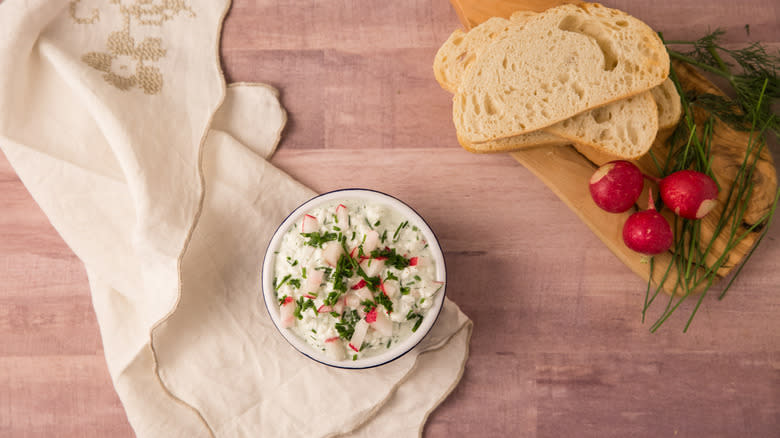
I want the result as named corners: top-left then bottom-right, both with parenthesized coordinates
top-left (272, 199), bottom-right (443, 362)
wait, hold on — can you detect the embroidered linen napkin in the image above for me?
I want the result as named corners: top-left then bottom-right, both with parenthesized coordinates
top-left (0, 1), bottom-right (472, 436)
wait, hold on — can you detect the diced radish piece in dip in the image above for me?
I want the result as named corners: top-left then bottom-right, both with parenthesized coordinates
top-left (382, 281), bottom-right (399, 298)
top-left (345, 292), bottom-right (362, 310)
top-left (369, 308), bottom-right (393, 337)
top-left (301, 214), bottom-right (318, 233)
top-left (306, 269), bottom-right (323, 292)
top-left (279, 298), bottom-right (295, 328)
top-left (333, 296), bottom-right (345, 314)
top-left (324, 338), bottom-right (345, 361)
top-left (335, 204), bottom-right (349, 227)
top-left (349, 319), bottom-right (369, 352)
top-left (360, 258), bottom-right (385, 278)
top-left (322, 241), bottom-right (343, 267)
top-left (363, 230), bottom-right (380, 253)
top-left (354, 287), bottom-right (373, 302)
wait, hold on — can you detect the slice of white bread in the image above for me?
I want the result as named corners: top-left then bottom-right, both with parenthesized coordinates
top-left (453, 3), bottom-right (670, 143)
top-left (434, 17), bottom-right (512, 94)
top-left (436, 11), bottom-right (677, 159)
top-left (650, 77), bottom-right (682, 132)
top-left (434, 10), bottom-right (679, 134)
top-left (461, 91), bottom-right (658, 158)
top-left (459, 130), bottom-right (569, 154)
top-left (573, 78), bottom-right (682, 163)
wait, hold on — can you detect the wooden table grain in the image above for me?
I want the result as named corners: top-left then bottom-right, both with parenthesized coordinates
top-left (2, 1), bottom-right (779, 436)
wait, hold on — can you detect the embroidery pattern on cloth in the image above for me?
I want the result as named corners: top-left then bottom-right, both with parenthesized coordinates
top-left (70, 0), bottom-right (195, 94)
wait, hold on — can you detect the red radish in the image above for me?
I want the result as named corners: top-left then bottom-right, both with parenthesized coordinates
top-left (317, 304), bottom-right (332, 314)
top-left (351, 279), bottom-right (367, 290)
top-left (324, 338), bottom-right (345, 361)
top-left (368, 308), bottom-right (393, 336)
top-left (325, 336), bottom-right (340, 343)
top-left (345, 293), bottom-right (362, 310)
top-left (335, 204), bottom-right (349, 227)
top-left (333, 296), bottom-right (345, 314)
top-left (379, 279), bottom-right (388, 296)
top-left (349, 319), bottom-right (369, 352)
top-left (322, 241), bottom-right (343, 266)
top-left (363, 230), bottom-right (380, 253)
top-left (279, 298), bottom-right (295, 328)
top-left (365, 307), bottom-right (378, 323)
top-left (622, 190), bottom-right (673, 255)
top-left (589, 160), bottom-right (645, 213)
top-left (354, 287), bottom-right (373, 302)
top-left (301, 214), bottom-right (319, 233)
top-left (303, 294), bottom-right (316, 299)
top-left (359, 258), bottom-right (385, 277)
top-left (382, 281), bottom-right (399, 298)
top-left (660, 170), bottom-right (719, 219)
top-left (305, 269), bottom-right (323, 292)
top-left (409, 257), bottom-right (418, 267)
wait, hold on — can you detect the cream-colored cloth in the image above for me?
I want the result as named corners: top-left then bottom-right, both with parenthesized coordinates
top-left (0, 1), bottom-right (472, 437)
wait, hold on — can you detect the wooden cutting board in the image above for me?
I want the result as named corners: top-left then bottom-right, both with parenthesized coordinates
top-left (448, 0), bottom-right (778, 294)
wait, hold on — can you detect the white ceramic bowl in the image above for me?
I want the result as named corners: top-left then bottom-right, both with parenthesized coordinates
top-left (261, 188), bottom-right (447, 369)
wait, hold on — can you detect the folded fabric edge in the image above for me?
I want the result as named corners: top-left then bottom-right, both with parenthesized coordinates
top-left (146, 1), bottom-right (234, 437)
top-left (223, 82), bottom-right (288, 160)
top-left (324, 308), bottom-right (474, 438)
top-left (415, 319), bottom-right (473, 437)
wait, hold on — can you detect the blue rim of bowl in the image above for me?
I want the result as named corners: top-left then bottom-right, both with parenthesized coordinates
top-left (260, 188), bottom-right (447, 369)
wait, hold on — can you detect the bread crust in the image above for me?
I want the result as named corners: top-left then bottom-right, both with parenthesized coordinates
top-left (453, 3), bottom-right (670, 144)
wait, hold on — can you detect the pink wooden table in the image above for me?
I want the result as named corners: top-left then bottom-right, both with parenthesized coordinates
top-left (2, 1), bottom-right (779, 436)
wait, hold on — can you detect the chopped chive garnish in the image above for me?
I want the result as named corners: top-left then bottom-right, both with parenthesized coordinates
top-left (374, 220), bottom-right (381, 227)
top-left (365, 218), bottom-right (374, 230)
top-left (301, 267), bottom-right (307, 279)
top-left (274, 274), bottom-right (291, 291)
top-left (293, 297), bottom-right (316, 319)
top-left (335, 309), bottom-right (360, 339)
top-left (375, 291), bottom-right (393, 312)
top-left (405, 311), bottom-right (424, 332)
top-left (301, 231), bottom-right (338, 248)
top-left (412, 316), bottom-right (423, 332)
top-left (370, 247), bottom-right (411, 270)
top-left (393, 221), bottom-right (408, 241)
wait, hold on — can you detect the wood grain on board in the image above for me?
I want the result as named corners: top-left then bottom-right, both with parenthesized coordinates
top-left (2, 1), bottom-right (779, 437)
